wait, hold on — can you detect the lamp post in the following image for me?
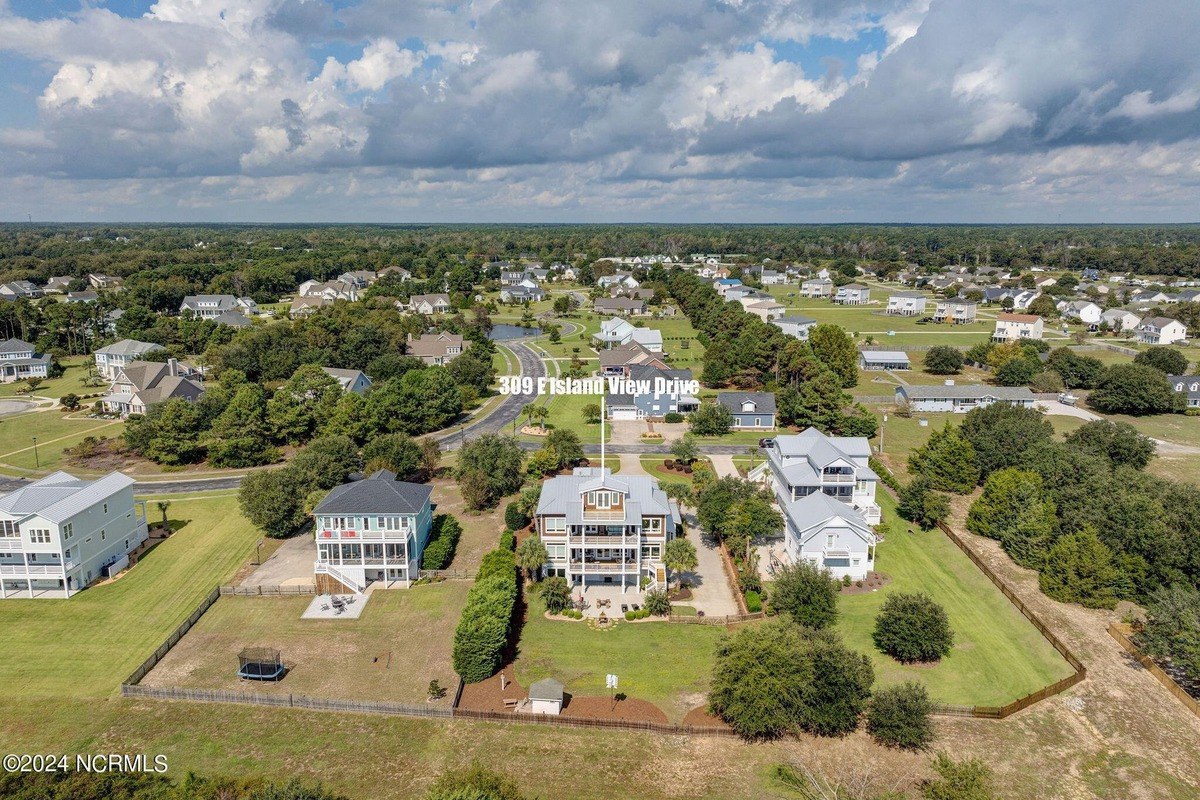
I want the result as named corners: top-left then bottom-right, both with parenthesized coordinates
top-left (880, 414), bottom-right (887, 455)
top-left (31, 436), bottom-right (38, 469)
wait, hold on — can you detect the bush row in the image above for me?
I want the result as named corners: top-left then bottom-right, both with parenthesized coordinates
top-left (421, 514), bottom-right (462, 570)
top-left (498, 528), bottom-right (516, 552)
top-left (451, 548), bottom-right (518, 683)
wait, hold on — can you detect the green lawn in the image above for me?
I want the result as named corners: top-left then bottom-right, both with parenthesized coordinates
top-left (0, 411), bottom-right (125, 474)
top-left (514, 594), bottom-right (726, 722)
top-left (0, 355), bottom-right (101, 399)
top-left (0, 491), bottom-right (257, 698)
top-left (1103, 411), bottom-right (1200, 445)
top-left (520, 391), bottom-right (609, 443)
top-left (837, 493), bottom-right (1075, 706)
top-left (143, 583), bottom-right (471, 704)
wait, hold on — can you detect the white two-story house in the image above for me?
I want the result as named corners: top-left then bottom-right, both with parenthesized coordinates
top-left (0, 471), bottom-right (148, 598)
top-left (1136, 317), bottom-right (1188, 346)
top-left (750, 428), bottom-right (881, 525)
top-left (887, 292), bottom-right (927, 316)
top-left (934, 299), bottom-right (977, 324)
top-left (992, 313), bottom-right (1044, 342)
top-left (534, 466), bottom-right (682, 594)
top-left (179, 295), bottom-right (258, 319)
top-left (312, 470), bottom-right (434, 592)
top-left (834, 284), bottom-right (871, 305)
top-left (748, 429), bottom-right (880, 581)
top-left (0, 339), bottom-right (51, 384)
top-left (93, 339), bottom-right (165, 380)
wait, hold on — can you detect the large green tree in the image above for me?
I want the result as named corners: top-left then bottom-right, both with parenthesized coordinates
top-left (1088, 364), bottom-right (1181, 415)
top-left (908, 422), bottom-right (980, 493)
top-left (455, 434), bottom-right (525, 510)
top-left (966, 468), bottom-right (1057, 568)
top-left (1038, 527), bottom-right (1120, 609)
top-left (769, 560), bottom-right (840, 629)
top-left (807, 324), bottom-right (858, 387)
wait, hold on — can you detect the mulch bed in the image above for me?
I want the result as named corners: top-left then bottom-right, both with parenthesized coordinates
top-left (681, 705), bottom-right (731, 730)
top-left (838, 571), bottom-right (892, 595)
top-left (456, 664), bottom-right (528, 713)
top-left (669, 587), bottom-right (693, 601)
top-left (561, 695), bottom-right (669, 724)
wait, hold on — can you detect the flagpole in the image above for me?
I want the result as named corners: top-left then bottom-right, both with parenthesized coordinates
top-left (600, 396), bottom-right (606, 473)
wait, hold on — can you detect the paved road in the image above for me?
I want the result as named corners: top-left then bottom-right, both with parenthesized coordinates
top-left (435, 339), bottom-right (545, 449)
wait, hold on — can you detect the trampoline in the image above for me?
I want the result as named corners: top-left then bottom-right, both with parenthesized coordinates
top-left (237, 647), bottom-right (285, 681)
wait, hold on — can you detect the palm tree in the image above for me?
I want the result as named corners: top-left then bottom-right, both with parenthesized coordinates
top-left (525, 404), bottom-right (549, 431)
top-left (663, 538), bottom-right (698, 589)
top-left (155, 500), bottom-right (171, 533)
top-left (516, 534), bottom-right (549, 582)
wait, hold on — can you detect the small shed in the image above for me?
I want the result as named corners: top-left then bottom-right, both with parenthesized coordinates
top-left (528, 678), bottom-right (565, 716)
top-left (859, 350), bottom-right (911, 371)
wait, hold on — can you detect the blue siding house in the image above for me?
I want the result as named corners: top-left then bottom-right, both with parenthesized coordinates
top-left (716, 392), bottom-right (776, 430)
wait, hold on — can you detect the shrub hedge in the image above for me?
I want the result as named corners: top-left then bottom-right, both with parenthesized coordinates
top-left (452, 548), bottom-right (519, 682)
top-left (504, 502), bottom-right (530, 530)
top-left (421, 514), bottom-right (462, 570)
top-left (745, 590), bottom-right (763, 613)
top-left (499, 528), bottom-right (516, 552)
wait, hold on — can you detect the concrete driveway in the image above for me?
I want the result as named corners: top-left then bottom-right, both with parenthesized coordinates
top-left (609, 419), bottom-right (650, 445)
top-left (1035, 400), bottom-right (1103, 422)
top-left (241, 535), bottom-right (316, 588)
top-left (679, 509), bottom-right (741, 616)
top-left (618, 453), bottom-right (647, 475)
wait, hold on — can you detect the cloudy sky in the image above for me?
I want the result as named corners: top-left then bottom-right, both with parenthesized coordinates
top-left (0, 0), bottom-right (1198, 223)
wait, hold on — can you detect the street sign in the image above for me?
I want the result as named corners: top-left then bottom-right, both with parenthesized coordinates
top-left (606, 673), bottom-right (618, 689)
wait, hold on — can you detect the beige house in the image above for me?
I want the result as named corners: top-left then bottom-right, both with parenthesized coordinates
top-left (407, 332), bottom-right (469, 365)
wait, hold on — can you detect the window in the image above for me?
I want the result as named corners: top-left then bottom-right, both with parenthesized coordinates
top-left (826, 534), bottom-right (835, 548)
top-left (544, 517), bottom-right (566, 534)
top-left (0, 520), bottom-right (17, 538)
top-left (29, 529), bottom-right (51, 544)
top-left (641, 517), bottom-right (662, 533)
top-left (103, 503), bottom-right (108, 514)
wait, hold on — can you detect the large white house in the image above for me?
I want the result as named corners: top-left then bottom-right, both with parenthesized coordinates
top-left (748, 429), bottom-right (881, 580)
top-left (1101, 308), bottom-right (1141, 332)
top-left (94, 339), bottom-right (165, 380)
top-left (0, 339), bottom-right (51, 384)
top-left (992, 313), bottom-right (1044, 342)
top-left (533, 466), bottom-right (682, 593)
top-left (886, 292), bottom-right (927, 316)
top-left (179, 295), bottom-right (258, 319)
top-left (0, 471), bottom-right (148, 598)
top-left (1136, 317), bottom-right (1188, 346)
top-left (592, 317), bottom-right (663, 352)
top-left (750, 428), bottom-right (880, 525)
top-left (312, 470), bottom-right (434, 592)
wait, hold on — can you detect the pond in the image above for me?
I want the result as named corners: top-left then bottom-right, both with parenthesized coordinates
top-left (489, 324), bottom-right (541, 341)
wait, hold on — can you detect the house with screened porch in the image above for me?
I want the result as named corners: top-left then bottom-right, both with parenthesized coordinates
top-left (311, 470), bottom-right (433, 593)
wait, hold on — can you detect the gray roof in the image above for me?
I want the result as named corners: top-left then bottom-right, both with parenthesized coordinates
top-left (890, 291), bottom-right (926, 299)
top-left (313, 471), bottom-right (433, 516)
top-left (0, 338), bottom-right (35, 354)
top-left (717, 392), bottom-right (777, 415)
top-left (782, 491), bottom-right (873, 541)
top-left (1168, 375), bottom-right (1200, 400)
top-left (535, 467), bottom-right (678, 527)
top-left (774, 315), bottom-right (817, 325)
top-left (859, 350), bottom-right (911, 365)
top-left (529, 678), bottom-right (564, 702)
top-left (96, 339), bottom-right (164, 357)
top-left (181, 295), bottom-right (239, 311)
top-left (0, 470), bottom-right (135, 524)
top-left (899, 384), bottom-right (1035, 401)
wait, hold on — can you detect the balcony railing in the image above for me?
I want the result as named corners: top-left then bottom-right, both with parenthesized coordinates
top-left (0, 564), bottom-right (66, 576)
top-left (569, 561), bottom-right (638, 572)
top-left (581, 509), bottom-right (626, 521)
top-left (0, 539), bottom-right (22, 551)
top-left (821, 473), bottom-right (855, 483)
top-left (317, 529), bottom-right (407, 541)
top-left (576, 535), bottom-right (640, 546)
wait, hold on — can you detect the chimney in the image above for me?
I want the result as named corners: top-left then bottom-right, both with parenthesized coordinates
top-left (167, 357), bottom-right (178, 377)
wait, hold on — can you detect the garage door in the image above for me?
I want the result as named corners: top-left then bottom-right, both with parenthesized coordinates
top-left (611, 408), bottom-right (639, 420)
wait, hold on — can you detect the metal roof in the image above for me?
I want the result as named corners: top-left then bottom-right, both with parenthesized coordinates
top-left (0, 470), bottom-right (135, 524)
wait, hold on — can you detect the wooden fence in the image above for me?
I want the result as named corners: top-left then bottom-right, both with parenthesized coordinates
top-left (451, 707), bottom-right (736, 736)
top-left (219, 584), bottom-right (317, 596)
top-left (1108, 623), bottom-right (1200, 719)
top-left (419, 569), bottom-right (476, 580)
top-left (934, 521), bottom-right (1088, 719)
top-left (714, 536), bottom-right (750, 615)
top-left (123, 585), bottom-right (222, 686)
top-left (121, 685), bottom-right (454, 719)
